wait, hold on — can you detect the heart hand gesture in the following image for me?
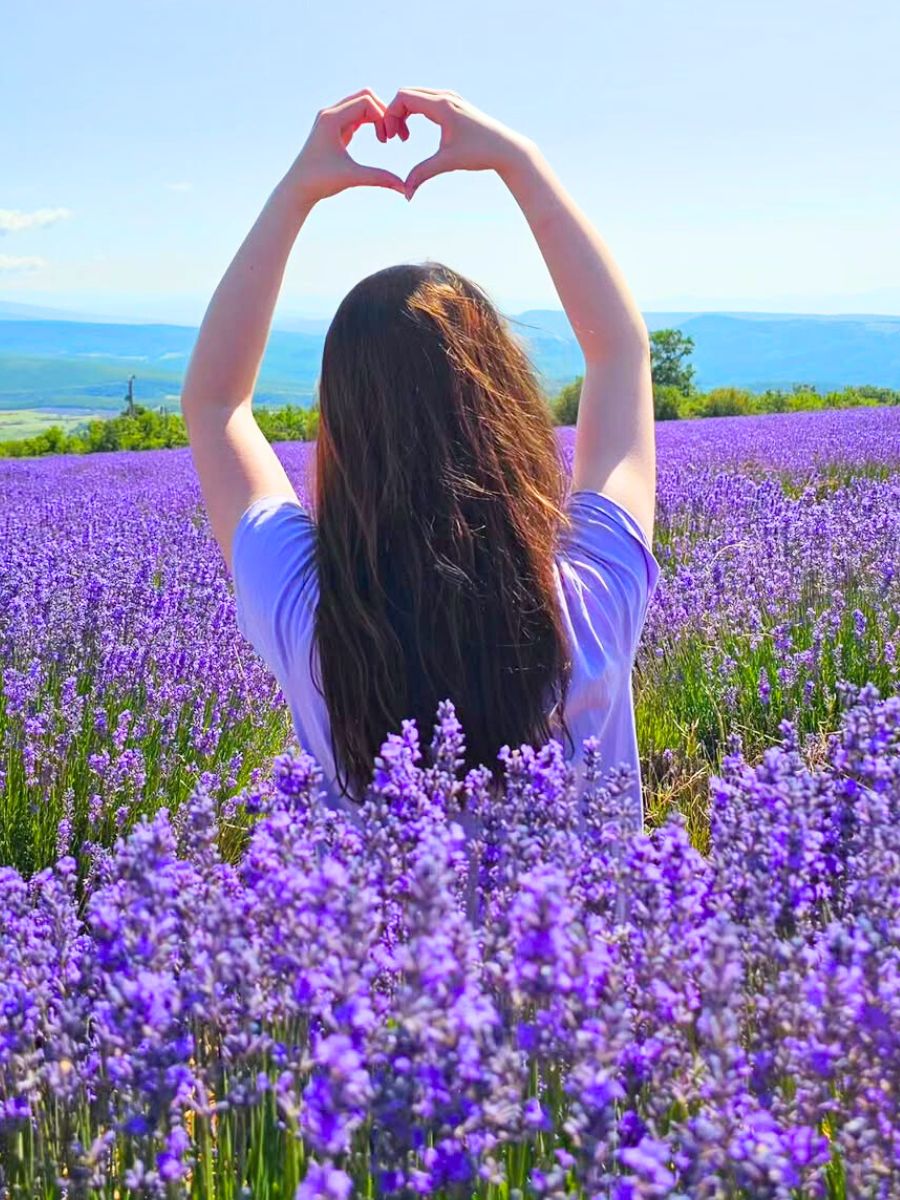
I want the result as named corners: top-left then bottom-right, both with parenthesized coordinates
top-left (289, 88), bottom-right (532, 206)
top-left (289, 89), bottom-right (407, 204)
top-left (382, 88), bottom-right (531, 200)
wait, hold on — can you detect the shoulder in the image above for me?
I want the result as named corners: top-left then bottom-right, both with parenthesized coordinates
top-left (556, 488), bottom-right (661, 665)
top-left (230, 495), bottom-right (318, 674)
top-left (232, 494), bottom-right (316, 575)
top-left (560, 489), bottom-right (656, 566)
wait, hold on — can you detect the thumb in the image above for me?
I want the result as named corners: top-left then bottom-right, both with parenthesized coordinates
top-left (404, 151), bottom-right (450, 200)
top-left (351, 165), bottom-right (406, 194)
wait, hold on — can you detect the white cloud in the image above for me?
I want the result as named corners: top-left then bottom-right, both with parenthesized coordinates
top-left (164, 181), bottom-right (193, 193)
top-left (0, 207), bottom-right (72, 234)
top-left (0, 254), bottom-right (47, 273)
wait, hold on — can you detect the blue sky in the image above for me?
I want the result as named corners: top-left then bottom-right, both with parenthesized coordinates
top-left (2, 0), bottom-right (898, 323)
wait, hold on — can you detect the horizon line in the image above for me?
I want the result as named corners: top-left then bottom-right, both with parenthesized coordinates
top-left (3, 300), bottom-right (900, 330)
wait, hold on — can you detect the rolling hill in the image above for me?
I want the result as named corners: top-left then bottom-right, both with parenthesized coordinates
top-left (1, 308), bottom-right (899, 416)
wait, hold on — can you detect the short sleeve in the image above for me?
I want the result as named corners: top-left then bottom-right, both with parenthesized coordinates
top-left (559, 490), bottom-right (661, 664)
top-left (231, 494), bottom-right (317, 678)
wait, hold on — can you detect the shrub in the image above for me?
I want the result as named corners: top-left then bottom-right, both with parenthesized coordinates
top-left (653, 384), bottom-right (685, 421)
top-left (552, 375), bottom-right (582, 425)
top-left (697, 387), bottom-right (755, 417)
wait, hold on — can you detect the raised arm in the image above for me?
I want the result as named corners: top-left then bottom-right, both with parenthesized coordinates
top-left (387, 89), bottom-right (656, 543)
top-left (499, 146), bottom-right (656, 543)
top-left (180, 180), bottom-right (309, 573)
top-left (181, 89), bottom-right (405, 573)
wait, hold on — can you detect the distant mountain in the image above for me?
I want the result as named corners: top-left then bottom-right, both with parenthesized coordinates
top-left (2, 310), bottom-right (899, 415)
top-left (678, 312), bottom-right (900, 390)
top-left (0, 300), bottom-right (329, 333)
top-left (515, 310), bottom-right (900, 392)
top-left (0, 320), bottom-right (322, 411)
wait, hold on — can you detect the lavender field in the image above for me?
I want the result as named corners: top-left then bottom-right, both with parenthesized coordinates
top-left (1, 407), bottom-right (899, 1197)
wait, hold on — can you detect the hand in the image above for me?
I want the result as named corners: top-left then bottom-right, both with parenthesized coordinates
top-left (383, 87), bottom-right (533, 200)
top-left (287, 88), bottom-right (406, 204)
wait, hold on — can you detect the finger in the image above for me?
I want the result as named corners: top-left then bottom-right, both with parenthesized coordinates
top-left (324, 87), bottom-right (383, 134)
top-left (325, 92), bottom-right (388, 142)
top-left (326, 86), bottom-right (394, 114)
top-left (384, 87), bottom-right (448, 118)
top-left (383, 106), bottom-right (411, 141)
top-left (349, 165), bottom-right (406, 194)
top-left (383, 88), bottom-right (449, 139)
top-left (388, 115), bottom-right (415, 140)
top-left (339, 109), bottom-right (387, 147)
top-left (404, 150), bottom-right (451, 199)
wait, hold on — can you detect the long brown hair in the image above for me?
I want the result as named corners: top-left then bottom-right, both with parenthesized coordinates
top-left (312, 261), bottom-right (575, 802)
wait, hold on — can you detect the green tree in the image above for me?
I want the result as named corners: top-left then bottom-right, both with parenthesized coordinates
top-left (653, 385), bottom-right (684, 421)
top-left (699, 387), bottom-right (754, 417)
top-left (857, 385), bottom-right (900, 405)
top-left (759, 389), bottom-right (788, 414)
top-left (552, 371), bottom-right (688, 425)
top-left (650, 329), bottom-right (696, 394)
top-left (551, 377), bottom-right (582, 426)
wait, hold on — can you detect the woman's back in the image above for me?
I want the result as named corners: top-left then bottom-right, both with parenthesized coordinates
top-left (232, 485), bottom-right (660, 829)
top-left (181, 86), bottom-right (658, 835)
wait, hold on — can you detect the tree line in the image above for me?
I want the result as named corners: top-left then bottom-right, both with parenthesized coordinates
top-left (2, 329), bottom-right (899, 458)
top-left (0, 403), bottom-right (320, 459)
top-left (550, 329), bottom-right (900, 423)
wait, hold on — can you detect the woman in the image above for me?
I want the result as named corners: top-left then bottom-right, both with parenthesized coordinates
top-left (182, 87), bottom-right (659, 830)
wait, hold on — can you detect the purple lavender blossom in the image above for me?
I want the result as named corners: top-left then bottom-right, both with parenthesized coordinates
top-left (2, 409), bottom-right (900, 1194)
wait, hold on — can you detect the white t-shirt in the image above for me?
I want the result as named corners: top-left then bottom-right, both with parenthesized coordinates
top-left (232, 488), bottom-right (660, 831)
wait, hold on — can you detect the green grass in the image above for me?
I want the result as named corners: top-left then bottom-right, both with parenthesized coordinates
top-left (0, 657), bottom-right (294, 882)
top-left (636, 590), bottom-right (898, 844)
